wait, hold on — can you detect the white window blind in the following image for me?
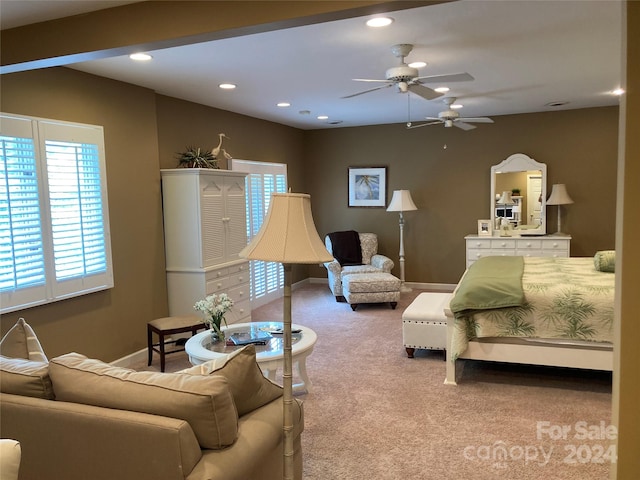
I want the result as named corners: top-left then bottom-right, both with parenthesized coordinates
top-left (0, 113), bottom-right (113, 313)
top-left (230, 159), bottom-right (287, 308)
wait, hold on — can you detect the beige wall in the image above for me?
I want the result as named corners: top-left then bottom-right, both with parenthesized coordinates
top-left (304, 107), bottom-right (618, 284)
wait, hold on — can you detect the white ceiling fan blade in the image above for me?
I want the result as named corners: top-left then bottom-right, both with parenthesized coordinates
top-left (408, 84), bottom-right (442, 101)
top-left (341, 84), bottom-right (393, 99)
top-left (406, 121), bottom-right (442, 130)
top-left (415, 72), bottom-right (475, 84)
top-left (459, 117), bottom-right (494, 123)
top-left (454, 121), bottom-right (477, 131)
top-left (352, 78), bottom-right (393, 83)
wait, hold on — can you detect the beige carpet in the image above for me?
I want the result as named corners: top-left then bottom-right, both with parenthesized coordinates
top-left (146, 283), bottom-right (613, 480)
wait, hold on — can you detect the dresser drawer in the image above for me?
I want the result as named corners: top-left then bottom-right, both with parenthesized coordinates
top-left (516, 239), bottom-right (542, 250)
top-left (466, 239), bottom-right (492, 249)
top-left (490, 239), bottom-right (516, 249)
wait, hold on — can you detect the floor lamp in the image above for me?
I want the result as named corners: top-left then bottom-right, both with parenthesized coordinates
top-left (240, 192), bottom-right (332, 480)
top-left (386, 190), bottom-right (418, 293)
top-left (546, 183), bottom-right (574, 236)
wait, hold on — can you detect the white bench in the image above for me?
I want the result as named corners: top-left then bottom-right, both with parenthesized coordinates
top-left (402, 292), bottom-right (453, 359)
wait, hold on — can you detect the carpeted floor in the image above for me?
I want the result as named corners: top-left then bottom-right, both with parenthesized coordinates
top-left (146, 283), bottom-right (613, 480)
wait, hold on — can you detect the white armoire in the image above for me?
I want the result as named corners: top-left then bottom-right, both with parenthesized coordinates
top-left (161, 168), bottom-right (251, 324)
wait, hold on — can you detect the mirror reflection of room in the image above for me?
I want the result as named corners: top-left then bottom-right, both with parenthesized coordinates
top-left (494, 170), bottom-right (543, 228)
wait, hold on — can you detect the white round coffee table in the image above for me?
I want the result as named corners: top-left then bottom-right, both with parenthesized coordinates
top-left (185, 322), bottom-right (317, 393)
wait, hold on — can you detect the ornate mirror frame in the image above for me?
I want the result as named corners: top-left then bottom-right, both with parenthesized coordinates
top-left (490, 153), bottom-right (547, 235)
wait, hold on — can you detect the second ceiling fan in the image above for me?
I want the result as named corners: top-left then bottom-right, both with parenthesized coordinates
top-left (342, 44), bottom-right (474, 101)
top-left (406, 97), bottom-right (494, 130)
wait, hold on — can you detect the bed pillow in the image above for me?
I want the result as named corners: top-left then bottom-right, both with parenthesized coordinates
top-left (49, 353), bottom-right (238, 449)
top-left (0, 318), bottom-right (48, 362)
top-left (594, 250), bottom-right (615, 273)
top-left (179, 344), bottom-right (282, 416)
top-left (0, 355), bottom-right (55, 399)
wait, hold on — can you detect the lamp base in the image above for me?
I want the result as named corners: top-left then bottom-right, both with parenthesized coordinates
top-left (550, 231), bottom-right (571, 236)
top-left (400, 283), bottom-right (412, 293)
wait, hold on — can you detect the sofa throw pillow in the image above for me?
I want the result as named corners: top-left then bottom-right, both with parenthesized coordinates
top-left (594, 250), bottom-right (615, 273)
top-left (0, 318), bottom-right (48, 362)
top-left (179, 345), bottom-right (283, 416)
top-left (49, 353), bottom-right (238, 449)
top-left (0, 355), bottom-right (55, 399)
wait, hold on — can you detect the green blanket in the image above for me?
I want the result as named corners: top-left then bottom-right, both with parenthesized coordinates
top-left (450, 256), bottom-right (525, 313)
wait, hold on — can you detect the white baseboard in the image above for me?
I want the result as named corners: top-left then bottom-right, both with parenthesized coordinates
top-left (111, 348), bottom-right (147, 368)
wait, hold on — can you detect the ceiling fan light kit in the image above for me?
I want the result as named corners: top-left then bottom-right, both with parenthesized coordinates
top-left (406, 97), bottom-right (494, 131)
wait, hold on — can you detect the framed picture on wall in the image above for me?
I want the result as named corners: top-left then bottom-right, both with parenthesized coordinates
top-left (348, 166), bottom-right (387, 207)
top-left (477, 219), bottom-right (492, 236)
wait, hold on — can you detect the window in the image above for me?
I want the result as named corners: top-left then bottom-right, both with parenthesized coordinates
top-left (230, 159), bottom-right (287, 308)
top-left (0, 113), bottom-right (113, 313)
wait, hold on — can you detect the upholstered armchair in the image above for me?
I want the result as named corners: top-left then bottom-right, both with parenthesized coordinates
top-left (323, 231), bottom-right (394, 301)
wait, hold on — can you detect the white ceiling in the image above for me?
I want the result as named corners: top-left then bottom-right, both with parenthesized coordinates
top-left (1, 1), bottom-right (624, 130)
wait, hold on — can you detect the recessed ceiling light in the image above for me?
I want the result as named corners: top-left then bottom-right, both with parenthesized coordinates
top-left (317, 115), bottom-right (329, 120)
top-left (408, 61), bottom-right (426, 69)
top-left (434, 87), bottom-right (450, 93)
top-left (129, 53), bottom-right (152, 61)
top-left (277, 102), bottom-right (291, 107)
top-left (451, 104), bottom-right (463, 109)
top-left (219, 83), bottom-right (236, 90)
top-left (366, 17), bottom-right (393, 27)
top-left (611, 88), bottom-right (625, 96)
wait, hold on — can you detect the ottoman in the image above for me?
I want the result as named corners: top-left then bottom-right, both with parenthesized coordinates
top-left (402, 292), bottom-right (452, 359)
top-left (341, 272), bottom-right (401, 311)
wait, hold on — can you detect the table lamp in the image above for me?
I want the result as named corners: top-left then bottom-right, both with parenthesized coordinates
top-left (240, 192), bottom-right (332, 480)
top-left (386, 190), bottom-right (418, 292)
top-left (546, 183), bottom-right (574, 236)
top-left (496, 191), bottom-right (514, 236)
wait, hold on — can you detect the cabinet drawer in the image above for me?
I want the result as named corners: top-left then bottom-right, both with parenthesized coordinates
top-left (228, 261), bottom-right (249, 275)
top-left (516, 239), bottom-right (542, 250)
top-left (490, 239), bottom-right (516, 249)
top-left (542, 239), bottom-right (569, 250)
top-left (206, 277), bottom-right (228, 294)
top-left (466, 239), bottom-right (492, 249)
top-left (467, 249), bottom-right (489, 262)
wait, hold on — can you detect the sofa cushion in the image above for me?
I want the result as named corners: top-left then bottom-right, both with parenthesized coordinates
top-left (179, 344), bottom-right (282, 416)
top-left (0, 355), bottom-right (55, 399)
top-left (49, 353), bottom-right (238, 449)
top-left (0, 318), bottom-right (48, 362)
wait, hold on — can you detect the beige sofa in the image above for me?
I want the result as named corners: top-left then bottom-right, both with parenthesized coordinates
top-left (0, 346), bottom-right (303, 480)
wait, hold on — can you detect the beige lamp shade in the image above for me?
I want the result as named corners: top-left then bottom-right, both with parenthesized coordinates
top-left (546, 184), bottom-right (574, 205)
top-left (240, 192), bottom-right (333, 264)
top-left (497, 191), bottom-right (514, 205)
top-left (386, 190), bottom-right (418, 212)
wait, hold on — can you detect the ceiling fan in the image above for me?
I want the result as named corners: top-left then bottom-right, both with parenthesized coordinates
top-left (406, 97), bottom-right (494, 130)
top-left (342, 44), bottom-right (474, 101)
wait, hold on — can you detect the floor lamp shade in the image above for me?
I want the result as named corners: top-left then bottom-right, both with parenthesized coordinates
top-left (386, 190), bottom-right (417, 292)
top-left (240, 193), bottom-right (332, 264)
top-left (240, 192), bottom-right (331, 480)
top-left (386, 190), bottom-right (418, 213)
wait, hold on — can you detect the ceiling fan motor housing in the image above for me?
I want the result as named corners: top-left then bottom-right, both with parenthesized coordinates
top-left (438, 109), bottom-right (460, 121)
top-left (385, 66), bottom-right (419, 83)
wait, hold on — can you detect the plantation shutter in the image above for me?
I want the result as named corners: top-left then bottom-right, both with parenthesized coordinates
top-left (230, 159), bottom-right (287, 308)
top-left (0, 113), bottom-right (113, 313)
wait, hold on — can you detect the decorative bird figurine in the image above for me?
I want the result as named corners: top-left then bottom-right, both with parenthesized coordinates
top-left (220, 148), bottom-right (233, 161)
top-left (212, 133), bottom-right (230, 158)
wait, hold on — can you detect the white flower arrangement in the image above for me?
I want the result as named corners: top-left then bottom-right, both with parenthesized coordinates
top-left (194, 293), bottom-right (234, 338)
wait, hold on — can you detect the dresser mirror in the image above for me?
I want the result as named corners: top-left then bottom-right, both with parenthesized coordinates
top-left (490, 153), bottom-right (547, 235)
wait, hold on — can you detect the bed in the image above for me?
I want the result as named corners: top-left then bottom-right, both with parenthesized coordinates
top-left (444, 255), bottom-right (615, 385)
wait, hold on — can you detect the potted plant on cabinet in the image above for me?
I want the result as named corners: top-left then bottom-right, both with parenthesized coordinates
top-left (176, 146), bottom-right (218, 169)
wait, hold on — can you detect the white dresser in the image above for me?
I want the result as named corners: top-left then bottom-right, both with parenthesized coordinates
top-left (161, 169), bottom-right (251, 324)
top-left (465, 235), bottom-right (571, 268)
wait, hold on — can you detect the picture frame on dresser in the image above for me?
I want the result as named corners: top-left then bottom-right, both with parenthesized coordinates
top-left (477, 219), bottom-right (492, 236)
